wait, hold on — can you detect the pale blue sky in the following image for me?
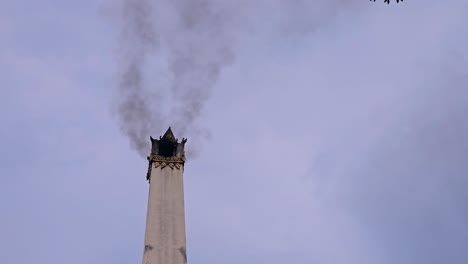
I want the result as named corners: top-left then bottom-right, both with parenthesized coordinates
top-left (1, 1), bottom-right (468, 263)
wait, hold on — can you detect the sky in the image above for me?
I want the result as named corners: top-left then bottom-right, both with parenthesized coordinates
top-left (1, 1), bottom-right (468, 263)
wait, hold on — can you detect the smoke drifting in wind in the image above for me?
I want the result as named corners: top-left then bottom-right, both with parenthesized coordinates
top-left (115, 0), bottom-right (359, 158)
top-left (117, 0), bottom-right (160, 156)
top-left (116, 0), bottom-right (235, 158)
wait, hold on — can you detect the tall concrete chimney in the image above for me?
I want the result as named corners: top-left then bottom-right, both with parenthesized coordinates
top-left (142, 127), bottom-right (188, 264)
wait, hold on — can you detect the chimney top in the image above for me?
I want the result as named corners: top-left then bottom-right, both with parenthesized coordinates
top-left (146, 127), bottom-right (187, 181)
top-left (149, 127), bottom-right (187, 158)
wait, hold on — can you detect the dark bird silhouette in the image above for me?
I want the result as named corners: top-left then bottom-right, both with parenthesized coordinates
top-left (370, 0), bottom-right (403, 3)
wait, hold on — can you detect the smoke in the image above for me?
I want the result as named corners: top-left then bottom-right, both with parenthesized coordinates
top-left (116, 0), bottom-right (236, 158)
top-left (117, 0), bottom-right (161, 156)
top-left (114, 0), bottom-right (367, 158)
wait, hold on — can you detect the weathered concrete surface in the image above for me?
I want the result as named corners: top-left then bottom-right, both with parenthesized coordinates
top-left (142, 165), bottom-right (187, 264)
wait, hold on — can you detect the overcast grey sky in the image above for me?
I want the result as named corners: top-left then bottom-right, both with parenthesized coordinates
top-left (1, 1), bottom-right (468, 263)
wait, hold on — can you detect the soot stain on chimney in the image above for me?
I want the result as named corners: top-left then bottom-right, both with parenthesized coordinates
top-left (144, 244), bottom-right (153, 254)
top-left (178, 246), bottom-right (187, 263)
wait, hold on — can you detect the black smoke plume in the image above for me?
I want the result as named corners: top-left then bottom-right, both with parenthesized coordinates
top-left (116, 0), bottom-right (234, 158)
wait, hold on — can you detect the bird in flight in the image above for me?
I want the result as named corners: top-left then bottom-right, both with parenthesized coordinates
top-left (370, 0), bottom-right (403, 3)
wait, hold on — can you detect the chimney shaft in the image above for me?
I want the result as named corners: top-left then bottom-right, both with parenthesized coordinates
top-left (142, 127), bottom-right (188, 264)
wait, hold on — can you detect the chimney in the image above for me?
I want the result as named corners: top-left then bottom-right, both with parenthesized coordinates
top-left (143, 127), bottom-right (188, 264)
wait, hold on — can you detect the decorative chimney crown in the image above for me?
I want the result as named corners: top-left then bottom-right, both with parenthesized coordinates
top-left (146, 127), bottom-right (187, 181)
